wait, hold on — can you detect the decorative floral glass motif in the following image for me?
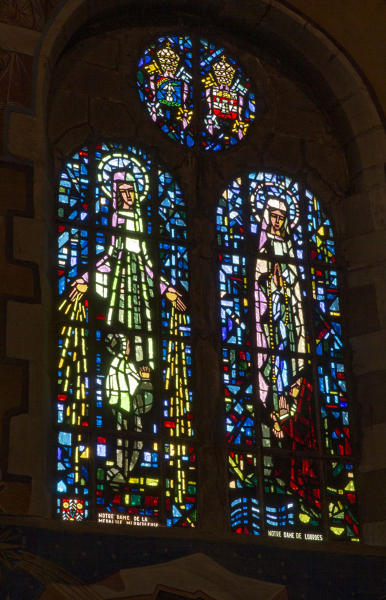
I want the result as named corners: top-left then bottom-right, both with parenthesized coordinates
top-left (137, 37), bottom-right (256, 151)
top-left (217, 172), bottom-right (359, 542)
top-left (56, 143), bottom-right (196, 528)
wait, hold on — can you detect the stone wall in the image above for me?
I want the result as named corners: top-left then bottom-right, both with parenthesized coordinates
top-left (0, 0), bottom-right (385, 582)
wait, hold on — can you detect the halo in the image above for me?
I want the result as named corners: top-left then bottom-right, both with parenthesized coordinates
top-left (250, 173), bottom-right (300, 230)
top-left (97, 152), bottom-right (150, 203)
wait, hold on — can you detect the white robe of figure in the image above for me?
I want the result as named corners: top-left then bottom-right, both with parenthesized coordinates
top-left (254, 215), bottom-right (306, 406)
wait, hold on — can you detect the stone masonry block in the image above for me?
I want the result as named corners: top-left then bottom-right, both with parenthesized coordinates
top-left (7, 112), bottom-right (38, 161)
top-left (358, 468), bottom-right (386, 523)
top-left (13, 216), bottom-right (44, 264)
top-left (48, 89), bottom-right (88, 143)
top-left (345, 284), bottom-right (380, 337)
top-left (360, 422), bottom-right (386, 473)
top-left (362, 520), bottom-right (386, 547)
top-left (349, 126), bottom-right (386, 172)
top-left (76, 35), bottom-right (120, 69)
top-left (8, 413), bottom-right (31, 478)
top-left (340, 92), bottom-right (381, 138)
top-left (375, 279), bottom-right (386, 330)
top-left (347, 264), bottom-right (386, 288)
top-left (0, 363), bottom-right (25, 447)
top-left (344, 230), bottom-right (386, 269)
top-left (54, 123), bottom-right (93, 159)
top-left (369, 184), bottom-right (386, 232)
top-left (341, 191), bottom-right (374, 239)
top-left (0, 164), bottom-right (30, 214)
top-left (357, 370), bottom-right (386, 427)
top-left (6, 302), bottom-right (43, 361)
top-left (351, 165), bottom-right (385, 193)
top-left (89, 98), bottom-right (135, 137)
top-left (350, 329), bottom-right (386, 375)
top-left (0, 23), bottom-right (39, 55)
top-left (55, 59), bottom-right (121, 100)
top-left (305, 139), bottom-right (347, 195)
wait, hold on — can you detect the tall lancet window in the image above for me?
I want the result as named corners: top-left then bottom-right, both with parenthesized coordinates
top-left (217, 172), bottom-right (359, 542)
top-left (55, 142), bottom-right (195, 527)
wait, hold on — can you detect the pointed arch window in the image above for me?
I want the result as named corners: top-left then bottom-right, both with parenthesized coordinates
top-left (55, 142), bottom-right (195, 527)
top-left (217, 172), bottom-right (359, 542)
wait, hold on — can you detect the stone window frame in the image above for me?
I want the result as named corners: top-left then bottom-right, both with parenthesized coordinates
top-left (2, 0), bottom-right (385, 547)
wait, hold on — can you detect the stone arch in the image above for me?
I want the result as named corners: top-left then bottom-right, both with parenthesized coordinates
top-left (3, 0), bottom-right (385, 545)
top-left (10, 0), bottom-right (384, 179)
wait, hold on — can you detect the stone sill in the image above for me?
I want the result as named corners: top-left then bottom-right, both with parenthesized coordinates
top-left (0, 514), bottom-right (385, 556)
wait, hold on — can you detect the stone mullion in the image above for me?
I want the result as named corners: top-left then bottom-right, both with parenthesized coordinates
top-left (191, 156), bottom-right (228, 534)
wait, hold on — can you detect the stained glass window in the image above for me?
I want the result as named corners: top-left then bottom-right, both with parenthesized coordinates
top-left (217, 172), bottom-right (359, 542)
top-left (200, 39), bottom-right (256, 151)
top-left (56, 142), bottom-right (196, 527)
top-left (137, 36), bottom-right (194, 148)
top-left (137, 36), bottom-right (256, 151)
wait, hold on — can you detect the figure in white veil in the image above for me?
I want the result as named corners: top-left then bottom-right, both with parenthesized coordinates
top-left (252, 185), bottom-right (306, 412)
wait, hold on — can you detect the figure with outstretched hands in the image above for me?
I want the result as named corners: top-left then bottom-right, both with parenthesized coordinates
top-left (66, 159), bottom-right (186, 483)
top-left (68, 170), bottom-right (186, 367)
